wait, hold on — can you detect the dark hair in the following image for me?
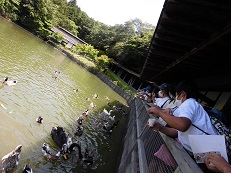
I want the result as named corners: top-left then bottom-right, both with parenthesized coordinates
top-left (175, 80), bottom-right (198, 100)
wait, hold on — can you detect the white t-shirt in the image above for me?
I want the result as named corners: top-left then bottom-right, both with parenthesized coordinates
top-left (175, 98), bottom-right (217, 152)
top-left (155, 97), bottom-right (171, 109)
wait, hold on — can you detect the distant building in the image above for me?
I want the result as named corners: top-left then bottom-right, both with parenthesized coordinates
top-left (50, 27), bottom-right (88, 49)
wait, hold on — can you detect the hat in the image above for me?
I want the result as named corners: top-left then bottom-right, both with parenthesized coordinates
top-left (142, 86), bottom-right (152, 91)
top-left (158, 83), bottom-right (169, 92)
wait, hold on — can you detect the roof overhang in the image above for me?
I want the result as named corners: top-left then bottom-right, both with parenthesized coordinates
top-left (140, 0), bottom-right (231, 91)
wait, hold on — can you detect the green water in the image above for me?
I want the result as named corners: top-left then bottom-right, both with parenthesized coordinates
top-left (0, 17), bottom-right (128, 173)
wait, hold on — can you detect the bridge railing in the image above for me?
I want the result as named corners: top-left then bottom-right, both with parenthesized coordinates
top-left (96, 73), bottom-right (203, 173)
top-left (117, 98), bottom-right (204, 173)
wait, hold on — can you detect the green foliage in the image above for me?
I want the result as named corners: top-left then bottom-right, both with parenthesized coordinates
top-left (95, 55), bottom-right (110, 72)
top-left (105, 69), bottom-right (135, 95)
top-left (53, 32), bottom-right (63, 42)
top-left (1, 0), bottom-right (155, 74)
top-left (72, 44), bottom-right (99, 61)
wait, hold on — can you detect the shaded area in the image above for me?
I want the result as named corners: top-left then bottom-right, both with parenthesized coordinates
top-left (140, 0), bottom-right (231, 91)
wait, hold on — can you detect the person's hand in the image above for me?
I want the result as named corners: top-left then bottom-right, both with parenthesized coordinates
top-left (147, 106), bottom-right (162, 116)
top-left (163, 108), bottom-right (172, 115)
top-left (205, 154), bottom-right (231, 173)
top-left (147, 120), bottom-right (163, 131)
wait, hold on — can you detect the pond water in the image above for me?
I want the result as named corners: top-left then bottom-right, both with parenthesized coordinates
top-left (0, 17), bottom-right (128, 173)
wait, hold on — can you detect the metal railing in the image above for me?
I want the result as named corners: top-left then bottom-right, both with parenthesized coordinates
top-left (96, 73), bottom-right (203, 173)
top-left (117, 98), bottom-right (203, 173)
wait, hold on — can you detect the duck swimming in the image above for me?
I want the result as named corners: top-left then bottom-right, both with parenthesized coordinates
top-left (103, 108), bottom-right (113, 116)
top-left (0, 145), bottom-right (22, 173)
top-left (82, 109), bottom-right (89, 116)
top-left (36, 116), bottom-right (43, 124)
top-left (42, 143), bottom-right (61, 162)
top-left (93, 93), bottom-right (98, 99)
top-left (75, 126), bottom-right (84, 136)
top-left (77, 115), bottom-right (83, 125)
top-left (22, 164), bottom-right (33, 173)
top-left (51, 126), bottom-right (68, 148)
top-left (3, 76), bottom-right (17, 86)
top-left (51, 126), bottom-right (83, 159)
top-left (73, 89), bottom-right (78, 93)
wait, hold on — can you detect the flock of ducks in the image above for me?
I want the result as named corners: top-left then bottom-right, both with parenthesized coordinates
top-left (0, 75), bottom-right (127, 173)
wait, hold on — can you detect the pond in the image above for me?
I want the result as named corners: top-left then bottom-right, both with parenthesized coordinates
top-left (0, 17), bottom-right (128, 173)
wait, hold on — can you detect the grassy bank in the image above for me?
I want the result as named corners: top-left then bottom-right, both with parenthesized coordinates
top-left (52, 42), bottom-right (135, 95)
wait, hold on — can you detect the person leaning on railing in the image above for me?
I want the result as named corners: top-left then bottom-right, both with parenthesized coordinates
top-left (147, 80), bottom-right (217, 172)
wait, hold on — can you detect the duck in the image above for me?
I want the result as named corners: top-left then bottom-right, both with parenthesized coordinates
top-left (0, 145), bottom-right (22, 173)
top-left (54, 70), bottom-right (60, 74)
top-left (93, 93), bottom-right (98, 99)
top-left (3, 76), bottom-right (17, 86)
top-left (41, 143), bottom-right (61, 162)
top-left (90, 102), bottom-right (96, 109)
top-left (22, 164), bottom-right (33, 173)
top-left (51, 126), bottom-right (68, 148)
top-left (50, 126), bottom-right (83, 160)
top-left (82, 109), bottom-right (89, 116)
top-left (103, 121), bottom-right (110, 131)
top-left (75, 126), bottom-right (84, 136)
top-left (60, 142), bottom-right (83, 160)
top-left (108, 115), bottom-right (115, 121)
top-left (73, 89), bottom-right (78, 93)
top-left (103, 108), bottom-right (113, 116)
top-left (77, 115), bottom-right (83, 125)
top-left (36, 116), bottom-right (43, 124)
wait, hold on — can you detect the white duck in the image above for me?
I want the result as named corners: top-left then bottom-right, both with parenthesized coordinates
top-left (0, 145), bottom-right (22, 173)
top-left (3, 76), bottom-right (17, 86)
top-left (103, 108), bottom-right (113, 116)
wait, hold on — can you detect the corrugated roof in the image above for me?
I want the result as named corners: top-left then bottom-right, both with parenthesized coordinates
top-left (140, 0), bottom-right (231, 91)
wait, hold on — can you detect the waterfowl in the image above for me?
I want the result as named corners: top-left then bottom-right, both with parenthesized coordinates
top-left (103, 108), bottom-right (113, 116)
top-left (51, 126), bottom-right (68, 148)
top-left (36, 116), bottom-right (43, 124)
top-left (68, 143), bottom-right (83, 159)
top-left (90, 102), bottom-right (96, 108)
top-left (77, 115), bottom-right (83, 125)
top-left (41, 143), bottom-right (61, 162)
top-left (60, 143), bottom-right (83, 160)
top-left (75, 126), bottom-right (84, 136)
top-left (3, 76), bottom-right (17, 86)
top-left (85, 98), bottom-right (91, 101)
top-left (23, 164), bottom-right (33, 173)
top-left (108, 115), bottom-right (115, 121)
top-left (103, 121), bottom-right (110, 131)
top-left (82, 109), bottom-right (89, 116)
top-left (73, 89), bottom-right (78, 93)
top-left (55, 70), bottom-right (60, 74)
top-left (93, 93), bottom-right (98, 99)
top-left (0, 145), bottom-right (22, 173)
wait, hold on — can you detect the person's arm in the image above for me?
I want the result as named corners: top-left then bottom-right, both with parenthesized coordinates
top-left (147, 106), bottom-right (191, 132)
top-left (147, 121), bottom-right (178, 138)
top-left (205, 154), bottom-right (231, 173)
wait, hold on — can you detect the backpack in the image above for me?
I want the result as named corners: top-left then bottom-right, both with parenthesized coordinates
top-left (206, 108), bottom-right (228, 126)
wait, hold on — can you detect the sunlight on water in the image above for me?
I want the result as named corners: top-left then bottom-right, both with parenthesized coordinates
top-left (0, 17), bottom-right (128, 173)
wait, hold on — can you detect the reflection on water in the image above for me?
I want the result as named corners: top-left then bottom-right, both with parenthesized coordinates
top-left (0, 17), bottom-right (128, 173)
